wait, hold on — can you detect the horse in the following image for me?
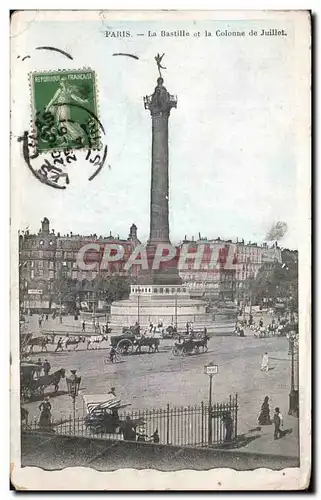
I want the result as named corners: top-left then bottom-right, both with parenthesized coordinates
top-left (135, 337), bottom-right (160, 354)
top-left (65, 336), bottom-right (86, 350)
top-left (27, 336), bottom-right (50, 353)
top-left (21, 406), bottom-right (30, 429)
top-left (87, 334), bottom-right (108, 350)
top-left (34, 368), bottom-right (66, 394)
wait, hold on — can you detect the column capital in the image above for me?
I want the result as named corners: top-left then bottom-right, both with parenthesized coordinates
top-left (144, 77), bottom-right (177, 117)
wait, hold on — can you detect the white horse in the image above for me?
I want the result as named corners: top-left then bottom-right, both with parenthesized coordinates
top-left (87, 334), bottom-right (108, 350)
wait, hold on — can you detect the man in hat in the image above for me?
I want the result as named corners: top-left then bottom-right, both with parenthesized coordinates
top-left (43, 359), bottom-right (51, 376)
top-left (108, 387), bottom-right (116, 398)
top-left (151, 429), bottom-right (160, 444)
top-left (55, 337), bottom-right (63, 352)
top-left (123, 416), bottom-right (136, 441)
top-left (273, 407), bottom-right (284, 440)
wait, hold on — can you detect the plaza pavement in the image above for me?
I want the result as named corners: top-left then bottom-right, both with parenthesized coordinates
top-left (21, 320), bottom-right (299, 459)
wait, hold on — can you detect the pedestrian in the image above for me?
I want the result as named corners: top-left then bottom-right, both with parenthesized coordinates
top-left (38, 316), bottom-right (42, 328)
top-left (38, 397), bottom-right (52, 430)
top-left (151, 429), bottom-right (160, 443)
top-left (273, 407), bottom-right (283, 440)
top-left (82, 320), bottom-right (86, 332)
top-left (261, 352), bottom-right (269, 372)
top-left (136, 426), bottom-right (148, 442)
top-left (222, 411), bottom-right (233, 442)
top-left (43, 359), bottom-right (51, 376)
top-left (123, 416), bottom-right (136, 441)
top-left (259, 318), bottom-right (263, 328)
top-left (55, 337), bottom-right (63, 352)
top-left (109, 347), bottom-right (117, 363)
top-left (249, 313), bottom-right (253, 326)
top-left (258, 396), bottom-right (272, 425)
top-left (35, 358), bottom-right (42, 378)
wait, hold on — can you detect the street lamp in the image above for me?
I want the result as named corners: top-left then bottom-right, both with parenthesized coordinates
top-left (204, 362), bottom-right (218, 445)
top-left (66, 369), bottom-right (81, 434)
top-left (288, 332), bottom-right (299, 417)
top-left (174, 292), bottom-right (178, 328)
top-left (59, 262), bottom-right (67, 323)
top-left (137, 287), bottom-right (141, 325)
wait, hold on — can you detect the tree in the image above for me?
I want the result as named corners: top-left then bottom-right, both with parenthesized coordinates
top-left (102, 275), bottom-right (130, 303)
top-left (252, 249), bottom-right (298, 311)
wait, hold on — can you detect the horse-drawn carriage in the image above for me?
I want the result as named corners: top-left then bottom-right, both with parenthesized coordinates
top-left (172, 335), bottom-right (209, 356)
top-left (83, 394), bottom-right (144, 437)
top-left (20, 363), bottom-right (66, 401)
top-left (110, 330), bottom-right (160, 354)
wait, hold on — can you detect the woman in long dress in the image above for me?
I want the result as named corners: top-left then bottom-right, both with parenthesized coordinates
top-left (39, 397), bottom-right (52, 430)
top-left (45, 78), bottom-right (88, 145)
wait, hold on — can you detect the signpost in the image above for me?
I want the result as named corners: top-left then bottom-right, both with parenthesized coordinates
top-left (204, 362), bottom-right (218, 445)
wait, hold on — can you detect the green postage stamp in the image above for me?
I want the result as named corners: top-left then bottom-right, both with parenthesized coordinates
top-left (30, 69), bottom-right (100, 153)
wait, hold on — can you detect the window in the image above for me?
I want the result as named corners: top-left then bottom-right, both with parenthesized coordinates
top-left (148, 288), bottom-right (151, 293)
top-left (171, 288), bottom-right (175, 293)
top-left (159, 288), bottom-right (164, 293)
top-left (49, 270), bottom-right (54, 279)
top-left (38, 260), bottom-right (43, 268)
top-left (165, 288), bottom-right (169, 294)
top-left (39, 240), bottom-right (44, 246)
top-left (31, 270), bottom-right (34, 279)
top-left (39, 269), bottom-right (43, 277)
top-left (49, 261), bottom-right (54, 270)
top-left (31, 261), bottom-right (34, 268)
top-left (49, 240), bottom-right (53, 246)
top-left (154, 288), bottom-right (158, 294)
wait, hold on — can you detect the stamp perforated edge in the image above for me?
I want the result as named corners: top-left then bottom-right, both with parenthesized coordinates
top-left (28, 67), bottom-right (102, 155)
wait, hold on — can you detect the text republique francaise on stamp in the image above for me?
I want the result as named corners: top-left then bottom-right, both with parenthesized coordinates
top-left (30, 69), bottom-right (100, 153)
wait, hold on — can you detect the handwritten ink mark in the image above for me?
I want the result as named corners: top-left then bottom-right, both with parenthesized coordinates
top-left (113, 53), bottom-right (139, 60)
top-left (36, 46), bottom-right (73, 60)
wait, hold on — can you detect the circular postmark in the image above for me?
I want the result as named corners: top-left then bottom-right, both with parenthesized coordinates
top-left (18, 105), bottom-right (108, 189)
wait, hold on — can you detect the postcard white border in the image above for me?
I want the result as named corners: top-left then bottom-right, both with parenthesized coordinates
top-left (10, 9), bottom-right (311, 491)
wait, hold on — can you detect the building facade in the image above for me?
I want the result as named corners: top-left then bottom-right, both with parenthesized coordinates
top-left (19, 218), bottom-right (140, 311)
top-left (19, 219), bottom-right (283, 311)
top-left (177, 236), bottom-right (282, 301)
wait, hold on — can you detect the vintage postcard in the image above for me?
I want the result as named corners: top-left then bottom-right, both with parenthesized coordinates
top-left (10, 10), bottom-right (311, 490)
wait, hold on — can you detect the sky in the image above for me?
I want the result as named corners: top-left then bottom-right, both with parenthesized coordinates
top-left (11, 11), bottom-right (304, 249)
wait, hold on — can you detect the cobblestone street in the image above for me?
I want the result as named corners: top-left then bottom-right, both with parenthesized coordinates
top-left (22, 315), bottom-right (299, 458)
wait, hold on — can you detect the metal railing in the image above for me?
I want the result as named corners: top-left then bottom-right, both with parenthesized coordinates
top-left (22, 395), bottom-right (238, 448)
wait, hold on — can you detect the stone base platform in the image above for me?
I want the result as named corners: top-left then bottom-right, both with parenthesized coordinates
top-left (109, 285), bottom-right (236, 335)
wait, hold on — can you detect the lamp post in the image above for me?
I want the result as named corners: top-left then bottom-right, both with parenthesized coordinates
top-left (204, 362), bottom-right (218, 445)
top-left (66, 370), bottom-right (81, 434)
top-left (174, 292), bottom-right (178, 327)
top-left (288, 332), bottom-right (299, 417)
top-left (59, 262), bottom-right (67, 323)
top-left (137, 287), bottom-right (141, 324)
